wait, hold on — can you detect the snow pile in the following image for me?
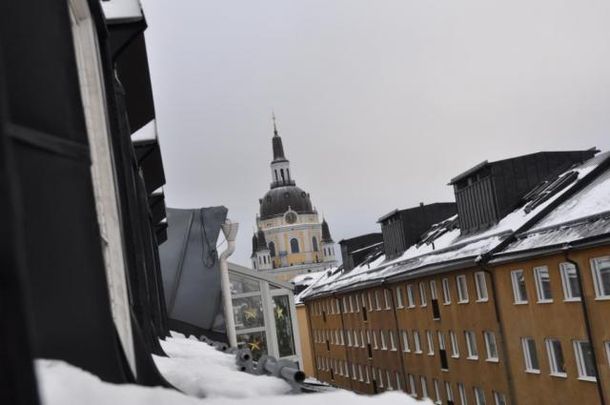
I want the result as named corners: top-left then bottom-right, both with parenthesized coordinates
top-left (36, 333), bottom-right (431, 405)
top-left (153, 332), bottom-right (291, 398)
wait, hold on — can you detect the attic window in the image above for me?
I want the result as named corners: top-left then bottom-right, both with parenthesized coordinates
top-left (523, 171), bottom-right (578, 213)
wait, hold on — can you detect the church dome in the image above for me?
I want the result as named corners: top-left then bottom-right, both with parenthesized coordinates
top-left (259, 185), bottom-right (315, 219)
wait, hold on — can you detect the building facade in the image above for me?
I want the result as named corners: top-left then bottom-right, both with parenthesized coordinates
top-left (252, 118), bottom-right (337, 282)
top-left (302, 150), bottom-right (610, 405)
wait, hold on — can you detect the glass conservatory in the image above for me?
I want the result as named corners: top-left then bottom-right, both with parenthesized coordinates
top-left (228, 262), bottom-right (302, 364)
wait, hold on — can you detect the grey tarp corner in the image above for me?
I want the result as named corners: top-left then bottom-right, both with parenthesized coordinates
top-left (159, 207), bottom-right (228, 340)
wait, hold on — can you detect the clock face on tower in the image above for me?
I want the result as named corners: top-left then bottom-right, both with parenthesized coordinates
top-left (285, 211), bottom-right (297, 224)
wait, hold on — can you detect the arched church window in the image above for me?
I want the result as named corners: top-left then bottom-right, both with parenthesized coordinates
top-left (290, 238), bottom-right (300, 254)
top-left (312, 237), bottom-right (319, 252)
top-left (281, 169), bottom-right (285, 181)
top-left (287, 168), bottom-right (291, 179)
top-left (268, 241), bottom-right (276, 257)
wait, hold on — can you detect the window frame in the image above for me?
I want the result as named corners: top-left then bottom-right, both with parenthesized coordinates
top-left (545, 338), bottom-right (567, 378)
top-left (456, 275), bottom-right (469, 303)
top-left (474, 271), bottom-right (489, 302)
top-left (402, 330), bottom-right (411, 352)
top-left (511, 270), bottom-right (528, 304)
top-left (427, 330), bottom-right (435, 356)
top-left (458, 383), bottom-right (468, 405)
top-left (419, 282), bottom-right (428, 307)
top-left (573, 340), bottom-right (597, 381)
top-left (521, 337), bottom-right (540, 374)
top-left (414, 330), bottom-right (422, 354)
top-left (465, 331), bottom-right (478, 360)
top-left (406, 284), bottom-right (416, 308)
top-left (395, 286), bottom-right (404, 308)
top-left (591, 256), bottom-right (610, 300)
top-left (474, 387), bottom-right (486, 405)
top-left (559, 262), bottom-right (581, 301)
top-left (484, 331), bottom-right (499, 362)
top-left (450, 331), bottom-right (460, 358)
top-left (442, 278), bottom-right (452, 305)
top-left (533, 265), bottom-right (553, 303)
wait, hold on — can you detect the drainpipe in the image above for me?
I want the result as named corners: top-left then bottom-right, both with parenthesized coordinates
top-left (477, 257), bottom-right (517, 405)
top-left (563, 245), bottom-right (606, 405)
top-left (219, 219), bottom-right (239, 348)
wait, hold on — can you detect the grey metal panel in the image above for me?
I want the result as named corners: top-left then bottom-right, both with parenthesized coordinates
top-left (159, 207), bottom-right (227, 333)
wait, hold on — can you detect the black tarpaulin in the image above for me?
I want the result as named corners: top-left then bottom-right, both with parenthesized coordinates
top-left (159, 207), bottom-right (228, 339)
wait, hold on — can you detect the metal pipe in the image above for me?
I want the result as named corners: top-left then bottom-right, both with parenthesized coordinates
top-left (219, 219), bottom-right (239, 347)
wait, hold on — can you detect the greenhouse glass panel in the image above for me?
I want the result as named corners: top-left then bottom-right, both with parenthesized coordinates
top-left (230, 274), bottom-right (260, 294)
top-left (237, 331), bottom-right (267, 361)
top-left (273, 295), bottom-right (296, 357)
top-left (233, 295), bottom-right (265, 330)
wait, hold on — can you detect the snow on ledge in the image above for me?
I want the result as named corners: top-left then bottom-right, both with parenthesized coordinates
top-left (36, 333), bottom-right (431, 405)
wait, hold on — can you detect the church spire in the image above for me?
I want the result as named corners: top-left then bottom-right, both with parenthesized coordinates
top-left (271, 113), bottom-right (287, 162)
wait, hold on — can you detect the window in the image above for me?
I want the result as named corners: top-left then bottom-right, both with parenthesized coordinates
top-left (493, 392), bottom-right (506, 405)
top-left (560, 262), bottom-right (581, 301)
top-left (395, 372), bottom-right (402, 391)
top-left (353, 330), bottom-right (359, 347)
top-left (465, 331), bottom-right (478, 359)
top-left (484, 331), bottom-right (499, 362)
top-left (361, 330), bottom-right (366, 348)
top-left (442, 278), bottom-right (451, 304)
top-left (402, 330), bottom-right (411, 352)
top-left (427, 330), bottom-right (435, 355)
top-left (380, 330), bottom-right (387, 350)
top-left (290, 238), bottom-right (299, 253)
top-left (450, 331), bottom-right (460, 358)
top-left (421, 376), bottom-right (429, 399)
top-left (430, 280), bottom-right (439, 300)
top-left (511, 270), bottom-right (528, 303)
top-left (375, 291), bottom-right (382, 310)
top-left (591, 256), bottom-right (610, 299)
top-left (458, 384), bottom-right (468, 405)
top-left (384, 289), bottom-right (392, 309)
top-left (365, 366), bottom-right (370, 383)
top-left (359, 365), bottom-right (364, 382)
top-left (407, 284), bottom-right (416, 308)
top-left (414, 330), bottom-right (422, 353)
top-left (534, 266), bottom-right (553, 302)
top-left (312, 236), bottom-right (318, 252)
top-left (456, 275), bottom-right (469, 303)
top-left (474, 272), bottom-right (488, 302)
top-left (474, 387), bottom-right (486, 405)
top-left (574, 340), bottom-right (596, 380)
top-left (349, 295), bottom-right (354, 313)
top-left (377, 368), bottom-right (384, 388)
top-left (409, 374), bottom-right (417, 396)
top-left (373, 330), bottom-right (378, 349)
top-left (347, 330), bottom-right (352, 347)
top-left (268, 241), bottom-right (276, 257)
top-left (386, 371), bottom-right (393, 390)
top-left (419, 282), bottom-right (427, 306)
top-left (545, 338), bottom-right (566, 377)
top-left (368, 292), bottom-right (373, 312)
top-left (446, 382), bottom-right (454, 404)
top-left (521, 337), bottom-right (540, 373)
top-left (433, 379), bottom-right (441, 404)
top-left (389, 331), bottom-right (397, 351)
top-left (396, 286), bottom-right (404, 308)
top-left (361, 293), bottom-right (366, 311)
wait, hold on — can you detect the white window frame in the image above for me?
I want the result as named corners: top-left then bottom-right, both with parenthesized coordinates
top-left (402, 330), bottom-right (411, 352)
top-left (375, 291), bottom-right (382, 310)
top-left (545, 338), bottom-right (567, 377)
top-left (409, 374), bottom-right (417, 396)
top-left (386, 370), bottom-right (393, 390)
top-left (591, 256), bottom-right (610, 299)
top-left (373, 330), bottom-right (378, 349)
top-left (458, 383), bottom-right (468, 405)
top-left (474, 387), bottom-right (486, 405)
top-left (446, 382), bottom-right (454, 403)
top-left (396, 286), bottom-right (404, 308)
top-left (533, 266), bottom-right (553, 303)
top-left (493, 391), bottom-right (507, 405)
top-left (407, 284), bottom-right (416, 308)
top-left (421, 376), bottom-right (429, 399)
top-left (511, 270), bottom-right (528, 304)
top-left (456, 275), bottom-right (469, 303)
top-left (474, 272), bottom-right (489, 302)
top-left (450, 331), bottom-right (460, 358)
top-left (433, 379), bottom-right (441, 405)
top-left (427, 330), bottom-right (435, 356)
top-left (389, 330), bottom-right (397, 351)
top-left (465, 331), bottom-right (478, 360)
top-left (560, 262), bottom-right (581, 301)
top-left (521, 337), bottom-right (540, 373)
top-left (414, 330), bottom-right (422, 354)
top-left (419, 282), bottom-right (428, 307)
top-left (368, 292), bottom-right (373, 312)
top-left (573, 340), bottom-right (597, 381)
top-left (380, 330), bottom-right (387, 350)
top-left (442, 278), bottom-right (451, 304)
top-left (430, 280), bottom-right (439, 300)
top-left (484, 331), bottom-right (499, 362)
top-left (384, 289), bottom-right (392, 310)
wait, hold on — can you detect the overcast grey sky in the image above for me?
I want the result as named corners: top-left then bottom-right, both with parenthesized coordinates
top-left (141, 0), bottom-right (610, 266)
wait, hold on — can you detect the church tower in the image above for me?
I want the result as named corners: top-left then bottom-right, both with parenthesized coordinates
top-left (253, 116), bottom-right (337, 282)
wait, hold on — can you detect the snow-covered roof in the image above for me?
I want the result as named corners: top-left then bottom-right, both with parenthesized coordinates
top-left (302, 152), bottom-right (610, 300)
top-left (37, 332), bottom-right (430, 405)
